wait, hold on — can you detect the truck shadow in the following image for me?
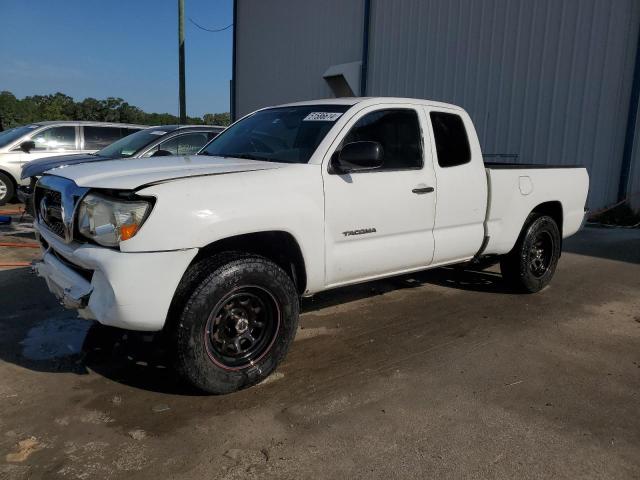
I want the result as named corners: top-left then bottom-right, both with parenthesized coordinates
top-left (301, 264), bottom-right (512, 313)
top-left (0, 263), bottom-right (511, 396)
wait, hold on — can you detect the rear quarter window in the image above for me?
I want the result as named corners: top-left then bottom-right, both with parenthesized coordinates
top-left (430, 112), bottom-right (471, 168)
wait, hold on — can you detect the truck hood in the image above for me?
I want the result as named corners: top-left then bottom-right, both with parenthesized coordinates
top-left (21, 153), bottom-right (107, 180)
top-left (42, 155), bottom-right (287, 190)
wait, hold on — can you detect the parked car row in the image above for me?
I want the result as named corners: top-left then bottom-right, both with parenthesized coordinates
top-left (0, 121), bottom-right (225, 205)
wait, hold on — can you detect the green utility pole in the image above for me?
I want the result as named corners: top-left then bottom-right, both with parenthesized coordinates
top-left (178, 0), bottom-right (186, 124)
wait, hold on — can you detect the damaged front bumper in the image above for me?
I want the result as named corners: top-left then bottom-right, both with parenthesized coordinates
top-left (33, 253), bottom-right (93, 309)
top-left (33, 222), bottom-right (198, 331)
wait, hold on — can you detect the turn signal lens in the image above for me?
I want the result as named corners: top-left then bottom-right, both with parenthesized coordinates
top-left (120, 224), bottom-right (139, 241)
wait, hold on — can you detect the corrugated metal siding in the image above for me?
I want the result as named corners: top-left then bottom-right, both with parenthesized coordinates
top-left (235, 0), bottom-right (363, 117)
top-left (629, 97), bottom-right (640, 209)
top-left (367, 0), bottom-right (640, 209)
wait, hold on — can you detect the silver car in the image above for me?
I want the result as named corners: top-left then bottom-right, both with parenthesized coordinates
top-left (0, 121), bottom-right (145, 205)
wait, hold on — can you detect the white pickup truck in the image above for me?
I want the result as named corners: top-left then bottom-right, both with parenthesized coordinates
top-left (32, 97), bottom-right (589, 394)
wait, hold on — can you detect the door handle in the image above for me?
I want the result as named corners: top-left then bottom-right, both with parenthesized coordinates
top-left (412, 186), bottom-right (434, 194)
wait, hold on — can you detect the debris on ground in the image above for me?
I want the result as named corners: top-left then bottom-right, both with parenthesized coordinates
top-left (151, 404), bottom-right (170, 413)
top-left (5, 437), bottom-right (41, 462)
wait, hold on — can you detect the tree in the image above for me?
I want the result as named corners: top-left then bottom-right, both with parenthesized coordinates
top-left (0, 90), bottom-right (231, 130)
top-left (203, 112), bottom-right (230, 126)
top-left (0, 91), bottom-right (20, 128)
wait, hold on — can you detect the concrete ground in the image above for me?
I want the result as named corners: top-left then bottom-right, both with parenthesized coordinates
top-left (0, 209), bottom-right (639, 479)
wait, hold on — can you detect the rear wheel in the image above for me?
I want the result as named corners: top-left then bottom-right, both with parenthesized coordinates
top-left (0, 172), bottom-right (15, 206)
top-left (500, 215), bottom-right (561, 293)
top-left (173, 253), bottom-right (299, 394)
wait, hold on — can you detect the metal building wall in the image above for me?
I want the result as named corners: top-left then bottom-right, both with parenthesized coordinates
top-left (366, 0), bottom-right (640, 209)
top-left (234, 0), bottom-right (363, 117)
top-left (234, 0), bottom-right (640, 210)
top-left (629, 99), bottom-right (640, 209)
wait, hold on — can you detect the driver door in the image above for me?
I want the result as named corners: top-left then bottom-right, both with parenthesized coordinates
top-left (322, 104), bottom-right (437, 287)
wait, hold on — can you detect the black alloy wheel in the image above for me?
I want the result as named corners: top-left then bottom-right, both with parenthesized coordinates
top-left (204, 286), bottom-right (280, 370)
top-left (528, 230), bottom-right (553, 278)
top-left (500, 214), bottom-right (561, 293)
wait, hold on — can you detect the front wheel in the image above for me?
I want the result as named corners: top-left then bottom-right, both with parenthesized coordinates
top-left (173, 254), bottom-right (299, 394)
top-left (0, 172), bottom-right (15, 206)
top-left (500, 215), bottom-right (561, 293)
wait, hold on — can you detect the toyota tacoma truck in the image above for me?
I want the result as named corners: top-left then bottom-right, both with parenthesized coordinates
top-left (31, 97), bottom-right (589, 394)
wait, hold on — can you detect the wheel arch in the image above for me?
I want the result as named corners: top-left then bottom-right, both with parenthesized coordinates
top-left (0, 168), bottom-right (18, 191)
top-left (191, 230), bottom-right (308, 295)
top-left (510, 201), bottom-right (564, 257)
top-left (530, 200), bottom-right (563, 237)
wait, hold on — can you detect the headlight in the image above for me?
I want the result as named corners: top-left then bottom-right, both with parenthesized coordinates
top-left (77, 192), bottom-right (153, 247)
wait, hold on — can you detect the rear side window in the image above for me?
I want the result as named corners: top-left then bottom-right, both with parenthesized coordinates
top-left (84, 126), bottom-right (126, 150)
top-left (430, 112), bottom-right (471, 168)
top-left (342, 109), bottom-right (422, 170)
top-left (30, 126), bottom-right (76, 151)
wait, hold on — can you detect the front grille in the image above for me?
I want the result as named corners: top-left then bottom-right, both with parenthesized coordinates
top-left (34, 176), bottom-right (89, 243)
top-left (35, 187), bottom-right (65, 238)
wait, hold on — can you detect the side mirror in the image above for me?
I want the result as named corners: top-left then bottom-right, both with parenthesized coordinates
top-left (333, 141), bottom-right (383, 173)
top-left (19, 140), bottom-right (36, 153)
top-left (151, 149), bottom-right (172, 157)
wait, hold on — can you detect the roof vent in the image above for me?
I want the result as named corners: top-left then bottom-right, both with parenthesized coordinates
top-left (323, 61), bottom-right (362, 97)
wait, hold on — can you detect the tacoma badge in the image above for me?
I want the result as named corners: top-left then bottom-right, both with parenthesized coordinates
top-left (342, 228), bottom-right (377, 237)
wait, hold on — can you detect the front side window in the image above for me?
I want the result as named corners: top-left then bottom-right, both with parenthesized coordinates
top-left (430, 112), bottom-right (471, 168)
top-left (340, 109), bottom-right (423, 170)
top-left (84, 126), bottom-right (124, 150)
top-left (146, 132), bottom-right (212, 157)
top-left (30, 126), bottom-right (76, 151)
top-left (200, 105), bottom-right (351, 163)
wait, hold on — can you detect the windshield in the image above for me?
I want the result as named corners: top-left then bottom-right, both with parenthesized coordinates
top-left (97, 128), bottom-right (170, 158)
top-left (200, 105), bottom-right (351, 163)
top-left (0, 125), bottom-right (38, 148)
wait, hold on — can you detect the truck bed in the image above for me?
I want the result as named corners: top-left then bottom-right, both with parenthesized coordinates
top-left (482, 165), bottom-right (589, 256)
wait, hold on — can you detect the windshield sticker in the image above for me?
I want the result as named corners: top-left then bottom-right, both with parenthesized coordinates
top-left (150, 130), bottom-right (166, 135)
top-left (303, 112), bottom-right (344, 122)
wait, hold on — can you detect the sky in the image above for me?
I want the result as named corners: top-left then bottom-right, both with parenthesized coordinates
top-left (0, 0), bottom-right (233, 116)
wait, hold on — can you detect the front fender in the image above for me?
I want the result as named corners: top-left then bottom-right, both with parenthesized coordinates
top-left (119, 165), bottom-right (326, 292)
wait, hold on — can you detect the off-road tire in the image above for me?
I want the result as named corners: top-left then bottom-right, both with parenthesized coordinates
top-left (173, 253), bottom-right (299, 394)
top-left (500, 215), bottom-right (561, 293)
top-left (0, 172), bottom-right (15, 206)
